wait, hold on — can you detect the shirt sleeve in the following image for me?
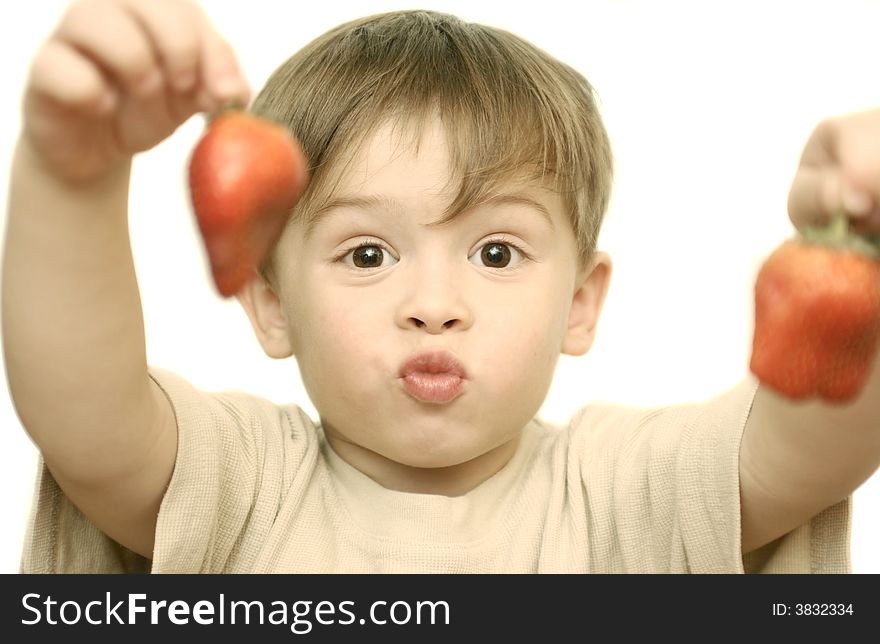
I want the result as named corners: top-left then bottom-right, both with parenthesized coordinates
top-left (573, 375), bottom-right (851, 573)
top-left (20, 367), bottom-right (314, 573)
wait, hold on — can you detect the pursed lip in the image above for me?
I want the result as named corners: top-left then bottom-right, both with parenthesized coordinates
top-left (398, 348), bottom-right (467, 404)
top-left (398, 348), bottom-right (467, 379)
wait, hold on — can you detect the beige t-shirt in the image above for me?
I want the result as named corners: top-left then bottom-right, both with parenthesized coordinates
top-left (20, 368), bottom-right (850, 573)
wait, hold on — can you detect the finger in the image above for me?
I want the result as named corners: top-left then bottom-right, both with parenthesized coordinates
top-left (788, 165), bottom-right (877, 227)
top-left (28, 40), bottom-right (117, 114)
top-left (121, 0), bottom-right (201, 93)
top-left (54, 0), bottom-right (162, 97)
top-left (194, 16), bottom-right (251, 112)
top-left (788, 166), bottom-right (843, 230)
top-left (162, 81), bottom-right (206, 125)
top-left (844, 183), bottom-right (880, 236)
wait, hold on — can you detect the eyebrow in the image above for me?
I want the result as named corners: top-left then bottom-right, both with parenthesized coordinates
top-left (479, 194), bottom-right (556, 230)
top-left (304, 191), bottom-right (555, 238)
top-left (304, 194), bottom-right (402, 239)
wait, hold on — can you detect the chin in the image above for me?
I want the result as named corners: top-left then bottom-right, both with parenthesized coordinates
top-left (385, 433), bottom-right (487, 470)
top-left (393, 452), bottom-right (468, 470)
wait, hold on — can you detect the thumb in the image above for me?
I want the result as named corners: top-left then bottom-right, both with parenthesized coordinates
top-left (788, 166), bottom-right (874, 231)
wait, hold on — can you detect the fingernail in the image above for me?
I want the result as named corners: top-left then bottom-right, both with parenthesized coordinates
top-left (842, 185), bottom-right (872, 216)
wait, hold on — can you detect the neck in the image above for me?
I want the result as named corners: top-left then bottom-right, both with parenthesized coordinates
top-left (322, 430), bottom-right (522, 497)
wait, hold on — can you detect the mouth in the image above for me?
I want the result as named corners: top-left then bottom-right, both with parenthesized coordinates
top-left (398, 348), bottom-right (467, 404)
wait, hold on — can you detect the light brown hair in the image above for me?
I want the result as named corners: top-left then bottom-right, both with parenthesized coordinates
top-left (251, 10), bottom-right (613, 272)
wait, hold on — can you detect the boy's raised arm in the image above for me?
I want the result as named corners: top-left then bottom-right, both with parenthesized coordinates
top-left (739, 109), bottom-right (880, 555)
top-left (1, 0), bottom-right (249, 558)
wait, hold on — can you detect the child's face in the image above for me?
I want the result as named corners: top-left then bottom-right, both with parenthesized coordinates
top-left (240, 117), bottom-right (610, 480)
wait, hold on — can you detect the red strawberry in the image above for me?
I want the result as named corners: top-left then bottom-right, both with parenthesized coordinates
top-left (188, 110), bottom-right (308, 296)
top-left (750, 215), bottom-right (880, 403)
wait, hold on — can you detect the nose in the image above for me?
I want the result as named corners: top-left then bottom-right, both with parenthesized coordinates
top-left (396, 263), bottom-right (473, 334)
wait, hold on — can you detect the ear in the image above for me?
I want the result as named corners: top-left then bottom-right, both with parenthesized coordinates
top-left (562, 251), bottom-right (613, 356)
top-left (237, 272), bottom-right (294, 359)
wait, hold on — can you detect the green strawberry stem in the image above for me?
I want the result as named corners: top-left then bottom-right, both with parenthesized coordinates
top-left (801, 211), bottom-right (880, 258)
top-left (203, 102), bottom-right (247, 125)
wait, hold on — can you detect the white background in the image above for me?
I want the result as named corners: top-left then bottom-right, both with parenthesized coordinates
top-left (1, 0), bottom-right (878, 572)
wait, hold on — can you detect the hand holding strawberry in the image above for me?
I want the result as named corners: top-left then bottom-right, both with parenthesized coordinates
top-left (752, 109), bottom-right (880, 403)
top-left (751, 216), bottom-right (880, 403)
top-left (188, 110), bottom-right (309, 297)
top-left (23, 0), bottom-right (250, 184)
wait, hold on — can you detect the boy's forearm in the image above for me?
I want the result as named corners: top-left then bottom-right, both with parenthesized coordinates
top-left (739, 364), bottom-right (880, 552)
top-left (2, 138), bottom-right (156, 482)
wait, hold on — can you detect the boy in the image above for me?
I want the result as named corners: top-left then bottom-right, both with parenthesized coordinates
top-left (4, 0), bottom-right (877, 572)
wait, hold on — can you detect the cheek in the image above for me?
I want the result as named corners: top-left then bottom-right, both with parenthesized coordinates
top-left (293, 284), bottom-right (389, 375)
top-left (495, 321), bottom-right (561, 384)
top-left (474, 282), bottom-right (568, 388)
top-left (482, 270), bottom-right (571, 340)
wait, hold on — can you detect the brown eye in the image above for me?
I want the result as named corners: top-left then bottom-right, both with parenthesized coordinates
top-left (345, 244), bottom-right (397, 269)
top-left (480, 243), bottom-right (511, 267)
top-left (352, 246), bottom-right (383, 268)
top-left (469, 240), bottom-right (525, 269)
